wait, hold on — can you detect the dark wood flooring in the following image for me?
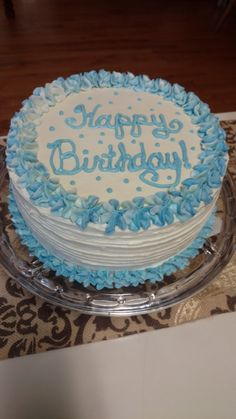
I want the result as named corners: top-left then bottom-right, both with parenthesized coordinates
top-left (1, 0), bottom-right (236, 134)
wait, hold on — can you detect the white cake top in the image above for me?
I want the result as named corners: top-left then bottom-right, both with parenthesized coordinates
top-left (36, 87), bottom-right (201, 201)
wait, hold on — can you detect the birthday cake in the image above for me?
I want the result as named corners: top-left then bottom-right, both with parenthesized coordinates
top-left (6, 70), bottom-right (228, 289)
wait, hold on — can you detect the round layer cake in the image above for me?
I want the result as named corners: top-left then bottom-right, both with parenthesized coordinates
top-left (6, 70), bottom-right (228, 289)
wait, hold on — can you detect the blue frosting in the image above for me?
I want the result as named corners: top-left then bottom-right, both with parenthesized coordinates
top-left (9, 189), bottom-right (216, 290)
top-left (6, 70), bottom-right (228, 235)
top-left (46, 138), bottom-right (187, 190)
top-left (64, 103), bottom-right (184, 140)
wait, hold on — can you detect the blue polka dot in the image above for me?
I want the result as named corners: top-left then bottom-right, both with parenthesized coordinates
top-left (113, 91), bottom-right (119, 96)
top-left (128, 106), bottom-right (132, 110)
top-left (79, 134), bottom-right (84, 139)
top-left (150, 108), bottom-right (154, 112)
top-left (123, 178), bottom-right (129, 184)
top-left (109, 101), bottom-right (113, 105)
top-left (70, 180), bottom-right (76, 186)
top-left (96, 176), bottom-right (101, 181)
top-left (107, 187), bottom-right (113, 193)
top-left (167, 175), bottom-right (172, 180)
top-left (88, 96), bottom-right (93, 100)
top-left (131, 139), bottom-right (136, 144)
top-left (98, 140), bottom-right (103, 144)
top-left (175, 111), bottom-right (181, 115)
top-left (137, 98), bottom-right (142, 102)
top-left (189, 129), bottom-right (194, 134)
top-left (100, 132), bottom-right (105, 136)
top-left (191, 146), bottom-right (196, 151)
top-left (83, 149), bottom-right (89, 155)
top-left (155, 143), bottom-right (160, 147)
top-left (170, 137), bottom-right (175, 142)
top-left (49, 126), bottom-right (55, 132)
top-left (157, 101), bottom-right (162, 105)
top-left (59, 111), bottom-right (64, 116)
top-left (136, 186), bottom-right (142, 192)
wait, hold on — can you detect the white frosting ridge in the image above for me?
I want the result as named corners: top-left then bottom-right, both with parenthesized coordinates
top-left (11, 177), bottom-right (218, 270)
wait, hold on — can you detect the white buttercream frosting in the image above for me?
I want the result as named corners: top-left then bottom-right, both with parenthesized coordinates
top-left (11, 177), bottom-right (218, 270)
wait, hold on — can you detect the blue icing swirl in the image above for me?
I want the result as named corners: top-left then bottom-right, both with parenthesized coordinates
top-left (81, 71), bottom-right (99, 89)
top-left (157, 79), bottom-right (172, 98)
top-left (64, 74), bottom-right (82, 93)
top-left (97, 70), bottom-right (112, 87)
top-left (172, 84), bottom-right (188, 106)
top-left (110, 71), bottom-right (125, 87)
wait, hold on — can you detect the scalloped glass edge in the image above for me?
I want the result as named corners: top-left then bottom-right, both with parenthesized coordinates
top-left (6, 70), bottom-right (228, 235)
top-left (9, 187), bottom-right (215, 290)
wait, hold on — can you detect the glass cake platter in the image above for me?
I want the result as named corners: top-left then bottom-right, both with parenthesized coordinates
top-left (0, 145), bottom-right (235, 316)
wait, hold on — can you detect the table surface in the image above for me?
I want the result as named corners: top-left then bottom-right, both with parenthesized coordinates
top-left (0, 116), bottom-right (236, 361)
top-left (1, 0), bottom-right (236, 132)
top-left (0, 311), bottom-right (236, 419)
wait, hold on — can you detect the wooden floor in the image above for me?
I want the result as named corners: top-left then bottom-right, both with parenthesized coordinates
top-left (1, 0), bottom-right (236, 134)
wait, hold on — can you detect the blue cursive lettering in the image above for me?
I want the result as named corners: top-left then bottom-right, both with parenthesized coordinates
top-left (64, 104), bottom-right (184, 140)
top-left (47, 138), bottom-right (190, 189)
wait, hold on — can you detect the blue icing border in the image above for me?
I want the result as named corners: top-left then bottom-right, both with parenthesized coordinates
top-left (9, 189), bottom-right (216, 290)
top-left (6, 70), bottom-right (228, 235)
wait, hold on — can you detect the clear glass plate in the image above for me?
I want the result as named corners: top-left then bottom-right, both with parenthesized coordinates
top-left (0, 148), bottom-right (235, 316)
